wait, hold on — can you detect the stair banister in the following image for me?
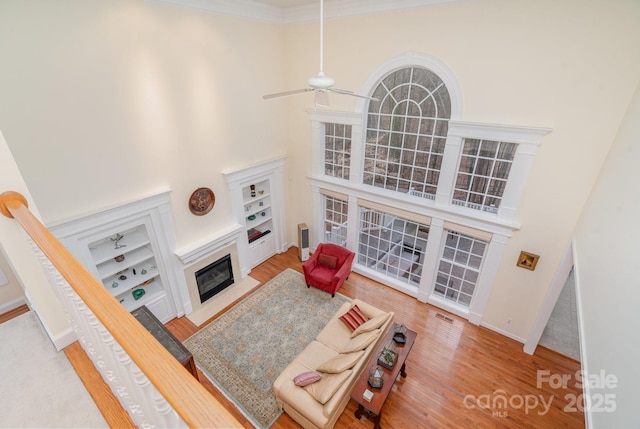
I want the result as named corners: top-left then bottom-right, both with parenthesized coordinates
top-left (0, 191), bottom-right (241, 429)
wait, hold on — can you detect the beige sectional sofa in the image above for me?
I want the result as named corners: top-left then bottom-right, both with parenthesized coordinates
top-left (273, 298), bottom-right (394, 429)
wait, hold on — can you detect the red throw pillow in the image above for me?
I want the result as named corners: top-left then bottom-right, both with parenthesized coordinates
top-left (318, 253), bottom-right (338, 269)
top-left (339, 304), bottom-right (370, 331)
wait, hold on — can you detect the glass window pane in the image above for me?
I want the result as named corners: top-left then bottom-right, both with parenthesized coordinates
top-left (324, 196), bottom-right (348, 246)
top-left (453, 138), bottom-right (517, 212)
top-left (497, 142), bottom-right (517, 160)
top-left (364, 66), bottom-right (451, 199)
top-left (479, 140), bottom-right (498, 158)
top-left (434, 231), bottom-right (487, 308)
top-left (459, 293), bottom-right (472, 306)
top-left (357, 206), bottom-right (429, 288)
top-left (324, 123), bottom-right (352, 180)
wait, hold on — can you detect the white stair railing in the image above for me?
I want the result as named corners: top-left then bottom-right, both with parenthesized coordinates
top-left (0, 191), bottom-right (241, 429)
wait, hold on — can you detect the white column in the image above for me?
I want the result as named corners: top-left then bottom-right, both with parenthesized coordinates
top-left (468, 233), bottom-right (509, 325)
top-left (416, 217), bottom-right (445, 302)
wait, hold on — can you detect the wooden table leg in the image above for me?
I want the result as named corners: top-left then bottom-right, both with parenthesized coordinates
top-left (400, 361), bottom-right (407, 378)
top-left (355, 404), bottom-right (382, 428)
top-left (373, 410), bottom-right (382, 429)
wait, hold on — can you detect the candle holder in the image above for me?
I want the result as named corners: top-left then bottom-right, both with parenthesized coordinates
top-left (368, 365), bottom-right (384, 389)
top-left (393, 323), bottom-right (407, 344)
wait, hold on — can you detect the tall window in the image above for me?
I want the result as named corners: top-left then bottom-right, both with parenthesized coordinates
top-left (323, 195), bottom-right (348, 246)
top-left (310, 53), bottom-right (547, 321)
top-left (363, 67), bottom-right (451, 199)
top-left (434, 231), bottom-right (487, 307)
top-left (324, 123), bottom-right (352, 180)
top-left (452, 139), bottom-right (517, 213)
top-left (357, 206), bottom-right (429, 287)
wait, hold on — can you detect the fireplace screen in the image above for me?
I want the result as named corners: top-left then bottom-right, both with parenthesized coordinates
top-left (195, 254), bottom-right (234, 303)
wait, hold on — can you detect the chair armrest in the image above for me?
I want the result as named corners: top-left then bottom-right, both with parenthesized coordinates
top-left (302, 250), bottom-right (320, 275)
top-left (331, 251), bottom-right (355, 288)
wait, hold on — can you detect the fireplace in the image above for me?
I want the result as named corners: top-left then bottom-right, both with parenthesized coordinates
top-left (195, 254), bottom-right (234, 303)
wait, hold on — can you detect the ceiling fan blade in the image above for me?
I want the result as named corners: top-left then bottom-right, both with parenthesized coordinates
top-left (314, 90), bottom-right (330, 107)
top-left (330, 88), bottom-right (379, 102)
top-left (263, 88), bottom-right (313, 100)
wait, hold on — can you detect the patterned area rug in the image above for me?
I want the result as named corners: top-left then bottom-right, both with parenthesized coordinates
top-left (183, 268), bottom-right (350, 429)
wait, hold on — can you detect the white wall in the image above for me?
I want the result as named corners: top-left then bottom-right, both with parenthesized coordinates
top-left (0, 246), bottom-right (25, 314)
top-left (573, 82), bottom-right (640, 427)
top-left (0, 0), bottom-right (288, 249)
top-left (0, 130), bottom-right (70, 345)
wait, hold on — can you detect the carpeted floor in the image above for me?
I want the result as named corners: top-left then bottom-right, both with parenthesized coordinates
top-left (0, 311), bottom-right (108, 428)
top-left (183, 268), bottom-right (349, 429)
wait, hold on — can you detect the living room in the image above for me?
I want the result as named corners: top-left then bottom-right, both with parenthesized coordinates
top-left (0, 1), bottom-right (639, 428)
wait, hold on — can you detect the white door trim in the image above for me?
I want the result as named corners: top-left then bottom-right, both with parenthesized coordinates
top-left (523, 240), bottom-right (574, 354)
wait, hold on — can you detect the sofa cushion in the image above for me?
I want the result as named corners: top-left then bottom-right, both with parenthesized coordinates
top-left (303, 370), bottom-right (352, 405)
top-left (339, 304), bottom-right (369, 331)
top-left (316, 350), bottom-right (364, 373)
top-left (294, 371), bottom-right (323, 387)
top-left (350, 312), bottom-right (392, 338)
top-left (318, 253), bottom-right (338, 269)
top-left (337, 329), bottom-right (379, 353)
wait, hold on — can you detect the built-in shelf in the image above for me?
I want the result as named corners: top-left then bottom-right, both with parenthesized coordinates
top-left (223, 157), bottom-right (287, 272)
top-left (87, 224), bottom-right (165, 312)
top-left (50, 191), bottom-right (184, 323)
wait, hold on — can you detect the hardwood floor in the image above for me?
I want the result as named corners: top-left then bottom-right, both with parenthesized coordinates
top-left (166, 247), bottom-right (585, 429)
top-left (0, 303), bottom-right (28, 323)
top-left (2, 248), bottom-right (583, 428)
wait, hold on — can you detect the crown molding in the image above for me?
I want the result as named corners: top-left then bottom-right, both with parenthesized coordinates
top-left (150, 0), bottom-right (285, 23)
top-left (149, 0), bottom-right (461, 24)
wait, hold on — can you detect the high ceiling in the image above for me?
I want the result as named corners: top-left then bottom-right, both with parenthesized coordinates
top-left (156, 0), bottom-right (455, 23)
top-left (252, 0), bottom-right (318, 7)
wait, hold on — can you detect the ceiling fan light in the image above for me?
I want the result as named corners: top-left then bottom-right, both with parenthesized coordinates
top-left (314, 90), bottom-right (330, 107)
top-left (308, 72), bottom-right (335, 89)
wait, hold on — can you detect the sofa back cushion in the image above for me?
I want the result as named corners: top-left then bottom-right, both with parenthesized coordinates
top-left (350, 312), bottom-right (392, 338)
top-left (316, 350), bottom-right (364, 373)
top-left (303, 370), bottom-right (352, 404)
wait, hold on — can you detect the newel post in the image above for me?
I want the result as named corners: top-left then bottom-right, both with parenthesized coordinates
top-left (0, 191), bottom-right (29, 218)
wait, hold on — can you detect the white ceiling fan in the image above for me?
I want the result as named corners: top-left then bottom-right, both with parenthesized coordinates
top-left (263, 0), bottom-right (377, 106)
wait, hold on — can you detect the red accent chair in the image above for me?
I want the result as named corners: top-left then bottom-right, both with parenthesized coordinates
top-left (302, 243), bottom-right (355, 297)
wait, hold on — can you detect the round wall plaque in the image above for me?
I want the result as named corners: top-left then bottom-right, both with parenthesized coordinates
top-left (189, 187), bottom-right (215, 216)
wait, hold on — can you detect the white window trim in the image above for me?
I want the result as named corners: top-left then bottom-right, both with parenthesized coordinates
top-left (446, 121), bottom-right (551, 222)
top-left (309, 110), bottom-right (362, 181)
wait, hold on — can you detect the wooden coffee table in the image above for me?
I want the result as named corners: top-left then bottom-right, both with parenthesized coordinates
top-left (350, 324), bottom-right (416, 429)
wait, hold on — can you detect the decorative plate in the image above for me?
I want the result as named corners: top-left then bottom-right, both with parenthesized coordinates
top-left (189, 187), bottom-right (215, 216)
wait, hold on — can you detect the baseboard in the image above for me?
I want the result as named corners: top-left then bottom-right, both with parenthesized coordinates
top-left (480, 321), bottom-right (526, 344)
top-left (52, 326), bottom-right (78, 351)
top-left (0, 296), bottom-right (26, 314)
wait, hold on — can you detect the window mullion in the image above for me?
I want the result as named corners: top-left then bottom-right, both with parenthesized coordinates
top-left (434, 135), bottom-right (462, 206)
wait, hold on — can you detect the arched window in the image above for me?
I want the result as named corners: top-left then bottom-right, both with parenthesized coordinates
top-left (363, 67), bottom-right (451, 199)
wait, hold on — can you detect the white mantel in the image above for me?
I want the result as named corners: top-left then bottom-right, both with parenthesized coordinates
top-left (174, 223), bottom-right (243, 266)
